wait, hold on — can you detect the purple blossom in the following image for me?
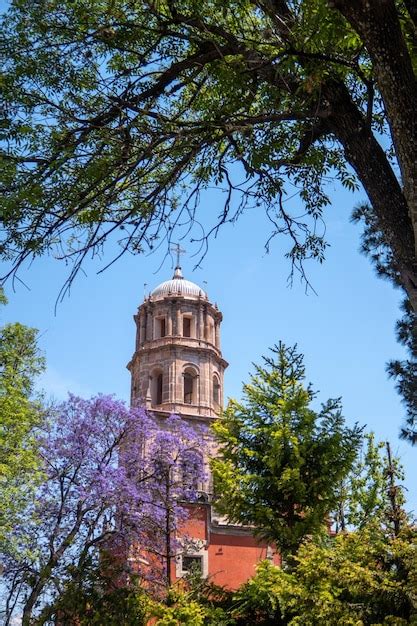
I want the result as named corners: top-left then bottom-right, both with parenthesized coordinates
top-left (1, 395), bottom-right (210, 624)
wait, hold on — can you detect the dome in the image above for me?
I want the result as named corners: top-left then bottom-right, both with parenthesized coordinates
top-left (150, 267), bottom-right (208, 300)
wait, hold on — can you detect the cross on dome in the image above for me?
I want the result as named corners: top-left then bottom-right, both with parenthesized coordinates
top-left (148, 244), bottom-right (209, 299)
top-left (170, 243), bottom-right (186, 271)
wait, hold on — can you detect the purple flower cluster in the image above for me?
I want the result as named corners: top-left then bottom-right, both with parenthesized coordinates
top-left (2, 394), bottom-right (210, 623)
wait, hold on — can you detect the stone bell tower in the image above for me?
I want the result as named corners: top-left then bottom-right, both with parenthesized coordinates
top-left (127, 261), bottom-right (280, 589)
top-left (127, 264), bottom-right (228, 421)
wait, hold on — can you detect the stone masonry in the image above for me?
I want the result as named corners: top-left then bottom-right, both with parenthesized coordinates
top-left (127, 266), bottom-right (228, 421)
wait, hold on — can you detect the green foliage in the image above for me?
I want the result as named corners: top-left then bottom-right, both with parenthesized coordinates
top-left (150, 568), bottom-right (235, 625)
top-left (233, 527), bottom-right (417, 625)
top-left (351, 201), bottom-right (417, 446)
top-left (0, 301), bottom-right (46, 543)
top-left (151, 591), bottom-right (208, 626)
top-left (212, 343), bottom-right (362, 557)
top-left (2, 0), bottom-right (417, 434)
top-left (0, 0), bottom-right (384, 288)
top-left (52, 564), bottom-right (149, 626)
top-left (347, 434), bottom-right (394, 528)
top-left (2, 0), bottom-right (417, 430)
top-left (231, 431), bottom-right (413, 624)
top-left (149, 567), bottom-right (235, 625)
top-left (59, 586), bottom-right (149, 626)
top-left (151, 590), bottom-right (232, 626)
top-left (334, 433), bottom-right (406, 533)
top-left (232, 560), bottom-right (289, 624)
top-left (387, 299), bottom-right (417, 444)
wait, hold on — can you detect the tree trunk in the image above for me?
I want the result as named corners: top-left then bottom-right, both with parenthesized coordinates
top-left (165, 470), bottom-right (172, 587)
top-left (22, 569), bottom-right (52, 626)
top-left (385, 441), bottom-right (402, 537)
top-left (323, 79), bottom-right (417, 309)
top-left (331, 0), bottom-right (417, 265)
top-left (21, 510), bottom-right (84, 624)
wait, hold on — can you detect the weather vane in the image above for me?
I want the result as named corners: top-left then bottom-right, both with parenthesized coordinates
top-left (171, 243), bottom-right (186, 268)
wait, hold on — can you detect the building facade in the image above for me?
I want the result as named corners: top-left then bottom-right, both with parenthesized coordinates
top-left (127, 264), bottom-right (279, 589)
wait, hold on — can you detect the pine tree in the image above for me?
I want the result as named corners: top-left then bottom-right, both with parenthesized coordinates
top-left (211, 343), bottom-right (362, 558)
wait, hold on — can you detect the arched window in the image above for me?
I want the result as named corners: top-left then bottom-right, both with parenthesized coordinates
top-left (151, 371), bottom-right (163, 406)
top-left (184, 373), bottom-right (193, 404)
top-left (183, 367), bottom-right (197, 404)
top-left (213, 375), bottom-right (220, 405)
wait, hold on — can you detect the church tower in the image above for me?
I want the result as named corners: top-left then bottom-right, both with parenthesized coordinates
top-left (127, 260), bottom-right (279, 588)
top-left (127, 264), bottom-right (228, 422)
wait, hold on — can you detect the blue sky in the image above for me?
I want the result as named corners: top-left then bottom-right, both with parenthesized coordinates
top-left (2, 179), bottom-right (417, 512)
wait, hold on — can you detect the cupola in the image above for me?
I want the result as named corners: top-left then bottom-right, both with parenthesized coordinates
top-left (127, 265), bottom-right (227, 420)
top-left (150, 266), bottom-right (208, 301)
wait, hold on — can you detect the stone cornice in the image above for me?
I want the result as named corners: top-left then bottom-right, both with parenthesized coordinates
top-left (149, 408), bottom-right (221, 421)
top-left (138, 297), bottom-right (223, 322)
top-left (128, 336), bottom-right (228, 369)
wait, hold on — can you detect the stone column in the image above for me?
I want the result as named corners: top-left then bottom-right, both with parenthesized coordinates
top-left (201, 359), bottom-right (208, 409)
top-left (167, 303), bottom-right (173, 336)
top-left (208, 359), bottom-right (213, 411)
top-left (176, 306), bottom-right (181, 337)
top-left (172, 349), bottom-right (178, 406)
top-left (198, 304), bottom-right (204, 340)
top-left (168, 359), bottom-right (175, 405)
top-left (146, 306), bottom-right (152, 341)
top-left (215, 321), bottom-right (220, 349)
top-left (220, 369), bottom-right (224, 408)
top-left (197, 372), bottom-right (201, 409)
top-left (142, 308), bottom-right (147, 342)
top-left (134, 315), bottom-right (140, 350)
top-left (145, 374), bottom-right (152, 407)
top-left (140, 310), bottom-right (146, 344)
top-left (204, 307), bottom-right (209, 341)
top-left (130, 375), bottom-right (135, 406)
top-left (137, 312), bottom-right (142, 345)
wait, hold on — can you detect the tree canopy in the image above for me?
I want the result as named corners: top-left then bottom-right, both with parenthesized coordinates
top-left (0, 297), bottom-right (45, 545)
top-left (229, 427), bottom-right (414, 624)
top-left (1, 396), bottom-right (208, 625)
top-left (3, 0), bottom-right (417, 435)
top-left (233, 529), bottom-right (417, 625)
top-left (1, 0), bottom-right (417, 305)
top-left (211, 343), bottom-right (362, 557)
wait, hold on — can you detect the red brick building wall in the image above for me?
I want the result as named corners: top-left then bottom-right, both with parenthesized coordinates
top-left (173, 505), bottom-right (280, 590)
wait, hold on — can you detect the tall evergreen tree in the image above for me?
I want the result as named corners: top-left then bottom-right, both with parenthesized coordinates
top-left (232, 441), bottom-right (414, 625)
top-left (211, 343), bottom-right (362, 557)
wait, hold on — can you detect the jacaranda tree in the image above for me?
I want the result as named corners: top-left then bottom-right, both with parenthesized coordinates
top-left (0, 395), bottom-right (208, 626)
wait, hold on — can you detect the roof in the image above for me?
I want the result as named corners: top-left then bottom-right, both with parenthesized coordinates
top-left (150, 267), bottom-right (208, 300)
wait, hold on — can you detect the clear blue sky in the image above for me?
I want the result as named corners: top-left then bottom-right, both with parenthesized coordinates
top-left (2, 179), bottom-right (417, 512)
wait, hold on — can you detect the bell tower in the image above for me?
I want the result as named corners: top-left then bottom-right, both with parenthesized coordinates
top-left (127, 264), bottom-right (228, 421)
top-left (126, 262), bottom-right (280, 588)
